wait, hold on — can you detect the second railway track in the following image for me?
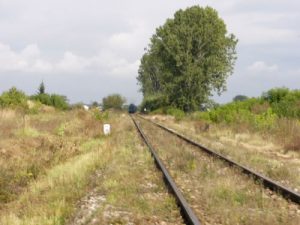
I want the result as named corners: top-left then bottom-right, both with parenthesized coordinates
top-left (133, 115), bottom-right (300, 225)
top-left (137, 114), bottom-right (300, 205)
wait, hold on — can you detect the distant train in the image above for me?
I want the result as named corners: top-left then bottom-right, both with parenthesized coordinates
top-left (128, 103), bottom-right (137, 114)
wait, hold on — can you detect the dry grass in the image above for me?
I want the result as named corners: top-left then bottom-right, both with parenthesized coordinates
top-left (275, 118), bottom-right (300, 152)
top-left (0, 110), bottom-right (183, 224)
top-left (149, 115), bottom-right (300, 192)
top-left (0, 109), bottom-right (103, 204)
top-left (68, 116), bottom-right (183, 224)
top-left (138, 117), bottom-right (300, 225)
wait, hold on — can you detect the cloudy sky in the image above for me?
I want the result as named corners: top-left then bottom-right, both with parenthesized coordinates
top-left (0, 0), bottom-right (299, 104)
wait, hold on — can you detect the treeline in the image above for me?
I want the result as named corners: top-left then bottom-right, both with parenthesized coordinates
top-left (0, 83), bottom-right (69, 111)
top-left (0, 83), bottom-right (130, 112)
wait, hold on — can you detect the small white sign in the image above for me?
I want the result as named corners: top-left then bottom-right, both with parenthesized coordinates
top-left (103, 124), bottom-right (111, 135)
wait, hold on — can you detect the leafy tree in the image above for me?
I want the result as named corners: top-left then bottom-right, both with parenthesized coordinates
top-left (0, 87), bottom-right (28, 108)
top-left (31, 93), bottom-right (52, 105)
top-left (31, 93), bottom-right (69, 110)
top-left (50, 94), bottom-right (69, 110)
top-left (137, 6), bottom-right (237, 112)
top-left (262, 87), bottom-right (290, 103)
top-left (102, 94), bottom-right (126, 110)
top-left (91, 101), bottom-right (99, 107)
top-left (233, 95), bottom-right (248, 102)
top-left (262, 88), bottom-right (300, 118)
top-left (38, 81), bottom-right (45, 94)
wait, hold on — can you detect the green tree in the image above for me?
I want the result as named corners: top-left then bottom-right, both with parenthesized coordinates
top-left (91, 101), bottom-right (99, 107)
top-left (233, 95), bottom-right (248, 102)
top-left (0, 87), bottom-right (28, 108)
top-left (31, 93), bottom-right (52, 105)
top-left (137, 6), bottom-right (237, 112)
top-left (50, 94), bottom-right (69, 110)
top-left (38, 81), bottom-right (45, 94)
top-left (262, 87), bottom-right (289, 103)
top-left (102, 94), bottom-right (126, 110)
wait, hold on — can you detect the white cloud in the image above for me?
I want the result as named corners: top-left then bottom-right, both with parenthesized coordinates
top-left (0, 42), bottom-right (139, 77)
top-left (111, 59), bottom-right (140, 76)
top-left (21, 44), bottom-right (40, 58)
top-left (56, 51), bottom-right (90, 72)
top-left (248, 61), bottom-right (278, 72)
top-left (224, 12), bottom-right (299, 45)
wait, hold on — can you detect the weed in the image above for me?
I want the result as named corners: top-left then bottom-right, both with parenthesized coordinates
top-left (16, 128), bottom-right (40, 137)
top-left (56, 123), bottom-right (66, 137)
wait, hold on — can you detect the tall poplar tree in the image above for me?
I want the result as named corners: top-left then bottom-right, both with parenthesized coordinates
top-left (138, 6), bottom-right (238, 111)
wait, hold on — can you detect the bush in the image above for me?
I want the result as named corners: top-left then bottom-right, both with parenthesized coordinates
top-left (233, 95), bottom-right (248, 102)
top-left (195, 97), bottom-right (278, 131)
top-left (262, 87), bottom-right (290, 104)
top-left (165, 107), bottom-right (185, 120)
top-left (262, 88), bottom-right (300, 118)
top-left (31, 94), bottom-right (69, 110)
top-left (70, 102), bottom-right (84, 110)
top-left (50, 94), bottom-right (69, 110)
top-left (139, 95), bottom-right (166, 112)
top-left (0, 87), bottom-right (28, 109)
top-left (93, 110), bottom-right (109, 121)
top-left (31, 93), bottom-right (52, 106)
top-left (102, 94), bottom-right (126, 110)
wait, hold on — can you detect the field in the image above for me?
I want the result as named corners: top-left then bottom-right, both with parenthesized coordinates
top-left (0, 105), bottom-right (299, 224)
top-left (0, 108), bottom-right (182, 224)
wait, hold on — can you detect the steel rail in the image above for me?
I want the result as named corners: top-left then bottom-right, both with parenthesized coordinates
top-left (137, 115), bottom-right (300, 205)
top-left (131, 115), bottom-right (202, 225)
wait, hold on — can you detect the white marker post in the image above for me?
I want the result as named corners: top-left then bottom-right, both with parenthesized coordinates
top-left (103, 124), bottom-right (111, 136)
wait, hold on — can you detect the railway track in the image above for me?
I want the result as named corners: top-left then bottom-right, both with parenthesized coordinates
top-left (132, 115), bottom-right (300, 224)
top-left (131, 115), bottom-right (201, 225)
top-left (137, 114), bottom-right (300, 205)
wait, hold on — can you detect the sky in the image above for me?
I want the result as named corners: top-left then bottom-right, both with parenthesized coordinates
top-left (0, 0), bottom-right (299, 104)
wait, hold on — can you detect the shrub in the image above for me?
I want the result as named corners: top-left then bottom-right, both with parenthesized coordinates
top-left (31, 93), bottom-right (52, 105)
top-left (0, 87), bottom-right (28, 109)
top-left (262, 88), bottom-right (300, 118)
top-left (253, 108), bottom-right (277, 130)
top-left (233, 95), bottom-right (248, 102)
top-left (194, 97), bottom-right (279, 131)
top-left (139, 95), bottom-right (166, 112)
top-left (165, 107), bottom-right (185, 120)
top-left (50, 94), bottom-right (69, 110)
top-left (70, 102), bottom-right (84, 110)
top-left (102, 94), bottom-right (126, 110)
top-left (31, 93), bottom-right (69, 110)
top-left (262, 87), bottom-right (290, 104)
top-left (93, 110), bottom-right (109, 121)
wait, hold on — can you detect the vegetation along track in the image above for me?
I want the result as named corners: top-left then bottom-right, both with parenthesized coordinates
top-left (137, 115), bottom-right (300, 205)
top-left (133, 115), bottom-right (300, 225)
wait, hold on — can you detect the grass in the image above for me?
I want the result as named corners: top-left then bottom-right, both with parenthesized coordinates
top-left (0, 109), bottom-right (183, 224)
top-left (149, 115), bottom-right (300, 192)
top-left (138, 117), bottom-right (300, 224)
top-left (78, 116), bottom-right (183, 224)
top-left (0, 109), bottom-right (104, 204)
